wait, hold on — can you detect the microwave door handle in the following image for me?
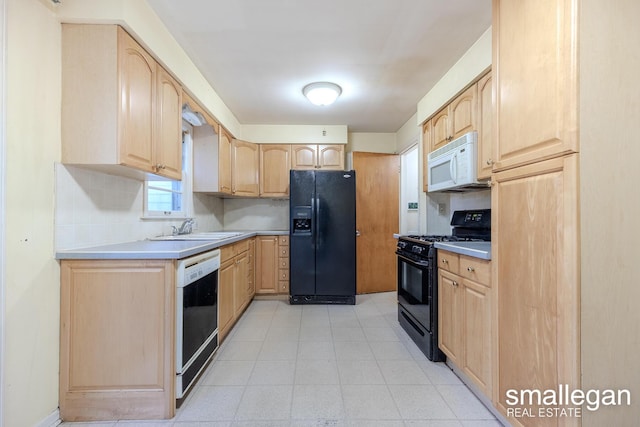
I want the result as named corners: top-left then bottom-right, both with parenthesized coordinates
top-left (450, 153), bottom-right (457, 184)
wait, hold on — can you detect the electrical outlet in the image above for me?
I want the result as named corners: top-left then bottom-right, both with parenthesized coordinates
top-left (438, 203), bottom-right (446, 215)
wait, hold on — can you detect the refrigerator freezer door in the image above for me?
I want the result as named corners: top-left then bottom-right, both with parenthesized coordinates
top-left (290, 170), bottom-right (316, 296)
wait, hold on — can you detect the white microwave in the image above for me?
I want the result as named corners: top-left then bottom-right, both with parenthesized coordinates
top-left (427, 131), bottom-right (488, 192)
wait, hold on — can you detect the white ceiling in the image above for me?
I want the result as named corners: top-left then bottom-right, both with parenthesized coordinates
top-left (147, 0), bottom-right (492, 133)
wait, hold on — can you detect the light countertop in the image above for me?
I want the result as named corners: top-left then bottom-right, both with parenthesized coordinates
top-left (55, 230), bottom-right (288, 260)
top-left (433, 241), bottom-right (491, 260)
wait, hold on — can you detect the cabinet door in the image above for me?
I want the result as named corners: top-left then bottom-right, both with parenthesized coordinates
top-left (318, 145), bottom-right (344, 170)
top-left (438, 269), bottom-right (463, 365)
top-left (450, 84), bottom-right (477, 140)
top-left (476, 72), bottom-right (493, 180)
top-left (493, 0), bottom-right (578, 171)
top-left (463, 279), bottom-right (492, 396)
top-left (155, 66), bottom-right (182, 180)
top-left (234, 252), bottom-right (249, 316)
top-left (218, 127), bottom-right (233, 194)
top-left (59, 260), bottom-right (175, 420)
top-left (431, 107), bottom-right (450, 151)
top-left (493, 155), bottom-right (579, 417)
top-left (117, 29), bottom-right (156, 173)
top-left (260, 144), bottom-right (291, 197)
top-left (255, 236), bottom-right (278, 294)
top-left (247, 239), bottom-right (255, 302)
top-left (291, 145), bottom-right (317, 170)
top-left (422, 120), bottom-right (432, 192)
top-left (218, 259), bottom-right (235, 341)
top-left (232, 140), bottom-right (259, 196)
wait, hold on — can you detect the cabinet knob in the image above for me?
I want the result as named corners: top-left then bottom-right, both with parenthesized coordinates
top-left (453, 281), bottom-right (458, 287)
top-left (442, 259), bottom-right (448, 264)
top-left (467, 266), bottom-right (475, 272)
top-left (486, 159), bottom-right (493, 166)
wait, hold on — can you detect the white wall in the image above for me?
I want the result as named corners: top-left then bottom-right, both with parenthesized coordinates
top-left (57, 0), bottom-right (242, 138)
top-left (4, 0), bottom-right (61, 425)
top-left (223, 199), bottom-right (289, 231)
top-left (54, 165), bottom-right (224, 250)
top-left (242, 124), bottom-right (347, 144)
top-left (347, 132), bottom-right (396, 154)
top-left (416, 27), bottom-right (492, 125)
top-left (399, 146), bottom-right (420, 235)
top-left (415, 28), bottom-right (492, 234)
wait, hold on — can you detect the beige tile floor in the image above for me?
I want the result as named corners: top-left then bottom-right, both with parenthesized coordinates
top-left (61, 292), bottom-right (502, 427)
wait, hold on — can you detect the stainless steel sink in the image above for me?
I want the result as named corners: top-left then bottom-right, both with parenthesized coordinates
top-left (148, 232), bottom-right (244, 241)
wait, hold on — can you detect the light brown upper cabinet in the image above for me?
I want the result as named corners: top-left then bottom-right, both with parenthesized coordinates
top-left (231, 140), bottom-right (259, 197)
top-left (431, 85), bottom-right (477, 152)
top-left (192, 117), bottom-right (236, 196)
top-left (476, 72), bottom-right (493, 180)
top-left (493, 0), bottom-right (578, 171)
top-left (61, 24), bottom-right (182, 180)
top-left (291, 144), bottom-right (344, 170)
top-left (260, 145), bottom-right (291, 197)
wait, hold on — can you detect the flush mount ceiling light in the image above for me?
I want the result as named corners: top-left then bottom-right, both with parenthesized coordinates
top-left (302, 82), bottom-right (342, 106)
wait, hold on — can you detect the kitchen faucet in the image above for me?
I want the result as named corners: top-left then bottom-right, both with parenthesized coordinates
top-left (172, 218), bottom-right (194, 235)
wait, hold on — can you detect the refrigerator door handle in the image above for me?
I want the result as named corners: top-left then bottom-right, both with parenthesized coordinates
top-left (311, 197), bottom-right (316, 247)
top-left (315, 195), bottom-right (320, 247)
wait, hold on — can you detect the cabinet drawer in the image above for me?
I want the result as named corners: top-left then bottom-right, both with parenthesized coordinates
top-left (220, 245), bottom-right (236, 262)
top-left (459, 255), bottom-right (490, 286)
top-left (437, 250), bottom-right (459, 274)
top-left (279, 257), bottom-right (289, 269)
top-left (278, 236), bottom-right (289, 246)
top-left (234, 239), bottom-right (249, 254)
top-left (279, 269), bottom-right (289, 281)
top-left (279, 280), bottom-right (290, 293)
top-left (279, 246), bottom-right (290, 258)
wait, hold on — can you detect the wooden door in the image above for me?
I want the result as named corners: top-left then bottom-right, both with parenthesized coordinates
top-left (450, 84), bottom-right (477, 140)
top-left (477, 72), bottom-right (493, 180)
top-left (218, 127), bottom-right (233, 194)
top-left (118, 28), bottom-right (156, 173)
top-left (155, 66), bottom-right (182, 180)
top-left (493, 0), bottom-right (578, 171)
top-left (438, 270), bottom-right (463, 365)
top-left (291, 145), bottom-right (317, 169)
top-left (352, 152), bottom-right (399, 294)
top-left (232, 140), bottom-right (259, 196)
top-left (493, 155), bottom-right (579, 421)
top-left (260, 144), bottom-right (291, 197)
top-left (318, 145), bottom-right (344, 170)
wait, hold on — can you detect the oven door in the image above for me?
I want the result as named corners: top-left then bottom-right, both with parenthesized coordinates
top-left (397, 253), bottom-right (432, 331)
top-left (176, 250), bottom-right (220, 398)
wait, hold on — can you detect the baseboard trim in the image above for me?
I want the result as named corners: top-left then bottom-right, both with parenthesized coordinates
top-left (36, 409), bottom-right (61, 427)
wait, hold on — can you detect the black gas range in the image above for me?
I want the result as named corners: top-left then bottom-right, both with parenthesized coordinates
top-left (396, 209), bottom-right (490, 361)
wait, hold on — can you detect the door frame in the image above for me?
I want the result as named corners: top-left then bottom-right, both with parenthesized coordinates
top-left (0, 0), bottom-right (7, 423)
top-left (399, 141), bottom-right (421, 235)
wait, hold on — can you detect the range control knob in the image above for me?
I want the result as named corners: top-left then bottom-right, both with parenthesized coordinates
top-left (412, 246), bottom-right (423, 254)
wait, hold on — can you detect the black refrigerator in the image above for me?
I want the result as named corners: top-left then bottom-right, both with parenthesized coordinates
top-left (289, 170), bottom-right (356, 305)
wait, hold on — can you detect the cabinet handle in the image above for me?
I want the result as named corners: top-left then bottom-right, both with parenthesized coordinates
top-left (453, 281), bottom-right (458, 287)
top-left (486, 159), bottom-right (492, 166)
top-left (442, 259), bottom-right (448, 264)
top-left (467, 266), bottom-right (475, 272)
top-left (156, 164), bottom-right (166, 170)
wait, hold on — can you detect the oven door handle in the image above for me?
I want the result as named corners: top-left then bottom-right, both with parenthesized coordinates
top-left (397, 253), bottom-right (430, 268)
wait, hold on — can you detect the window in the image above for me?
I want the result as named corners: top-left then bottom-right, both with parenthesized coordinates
top-left (144, 126), bottom-right (193, 218)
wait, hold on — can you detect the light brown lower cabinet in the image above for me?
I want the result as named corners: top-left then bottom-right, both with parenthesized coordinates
top-left (438, 250), bottom-right (492, 398)
top-left (255, 235), bottom-right (290, 295)
top-left (218, 239), bottom-right (254, 341)
top-left (59, 259), bottom-right (175, 421)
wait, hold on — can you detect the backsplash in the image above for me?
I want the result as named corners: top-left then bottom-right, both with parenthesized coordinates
top-left (223, 198), bottom-right (289, 230)
top-left (54, 164), bottom-right (224, 250)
